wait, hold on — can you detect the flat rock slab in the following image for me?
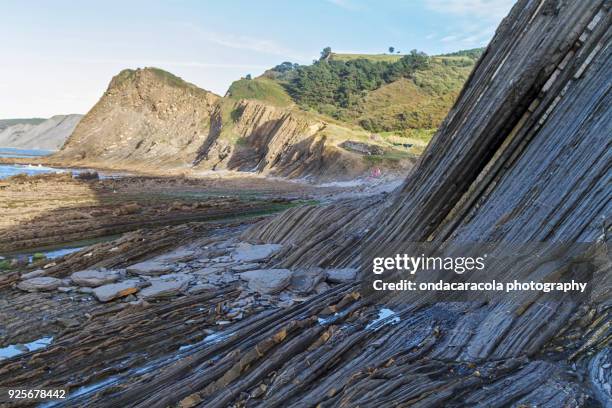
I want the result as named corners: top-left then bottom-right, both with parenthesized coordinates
top-left (126, 261), bottom-right (173, 276)
top-left (326, 268), bottom-right (358, 283)
top-left (93, 279), bottom-right (142, 302)
top-left (71, 270), bottom-right (119, 287)
top-left (154, 248), bottom-right (196, 263)
top-left (232, 244), bottom-right (282, 263)
top-left (18, 277), bottom-right (63, 292)
top-left (239, 269), bottom-right (292, 294)
top-left (290, 267), bottom-right (325, 294)
top-left (139, 279), bottom-right (187, 300)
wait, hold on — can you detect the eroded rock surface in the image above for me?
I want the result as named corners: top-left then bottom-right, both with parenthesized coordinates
top-left (126, 261), bottom-right (173, 276)
top-left (93, 279), bottom-right (143, 302)
top-left (239, 269), bottom-right (292, 294)
top-left (70, 270), bottom-right (119, 287)
top-left (232, 243), bottom-right (282, 262)
top-left (17, 277), bottom-right (63, 292)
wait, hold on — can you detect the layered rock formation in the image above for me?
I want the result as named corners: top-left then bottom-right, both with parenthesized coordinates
top-left (53, 68), bottom-right (221, 169)
top-left (52, 68), bottom-right (410, 180)
top-left (0, 114), bottom-right (82, 150)
top-left (0, 1), bottom-right (609, 407)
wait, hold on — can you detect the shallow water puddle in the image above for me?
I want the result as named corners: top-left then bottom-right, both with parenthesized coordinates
top-left (178, 331), bottom-right (228, 352)
top-left (0, 336), bottom-right (53, 360)
top-left (365, 308), bottom-right (400, 330)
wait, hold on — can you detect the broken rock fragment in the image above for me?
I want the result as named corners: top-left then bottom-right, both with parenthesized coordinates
top-left (139, 274), bottom-right (191, 300)
top-left (93, 279), bottom-right (143, 302)
top-left (239, 269), bottom-right (292, 294)
top-left (70, 269), bottom-right (119, 287)
top-left (126, 260), bottom-right (173, 276)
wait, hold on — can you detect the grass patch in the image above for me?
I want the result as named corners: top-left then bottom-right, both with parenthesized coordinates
top-left (227, 77), bottom-right (293, 107)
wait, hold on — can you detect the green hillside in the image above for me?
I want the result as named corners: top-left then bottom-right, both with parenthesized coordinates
top-left (226, 77), bottom-right (293, 107)
top-left (226, 48), bottom-right (483, 150)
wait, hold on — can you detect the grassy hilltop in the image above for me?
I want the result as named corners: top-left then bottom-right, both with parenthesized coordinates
top-left (226, 48), bottom-right (483, 152)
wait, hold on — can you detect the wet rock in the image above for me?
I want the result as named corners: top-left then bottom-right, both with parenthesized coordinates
top-left (18, 277), bottom-right (63, 292)
top-left (21, 269), bottom-right (46, 279)
top-left (78, 287), bottom-right (94, 294)
top-left (239, 269), bottom-right (292, 294)
top-left (232, 243), bottom-right (282, 263)
top-left (126, 261), bottom-right (173, 276)
top-left (325, 268), bottom-right (358, 283)
top-left (289, 267), bottom-right (325, 294)
top-left (71, 269), bottom-right (119, 287)
top-left (93, 279), bottom-right (143, 302)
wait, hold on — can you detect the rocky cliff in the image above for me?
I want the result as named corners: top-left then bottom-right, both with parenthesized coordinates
top-left (52, 68), bottom-right (411, 180)
top-left (0, 114), bottom-right (82, 150)
top-left (53, 68), bottom-right (220, 170)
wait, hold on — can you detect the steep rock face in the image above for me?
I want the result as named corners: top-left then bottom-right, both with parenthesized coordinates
top-left (53, 68), bottom-right (220, 169)
top-left (52, 70), bottom-right (397, 180)
top-left (195, 99), bottom-right (372, 180)
top-left (0, 114), bottom-right (82, 150)
top-left (228, 1), bottom-right (611, 405)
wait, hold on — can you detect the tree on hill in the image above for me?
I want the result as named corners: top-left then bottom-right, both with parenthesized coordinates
top-left (388, 46), bottom-right (395, 54)
top-left (245, 74), bottom-right (252, 80)
top-left (320, 47), bottom-right (332, 60)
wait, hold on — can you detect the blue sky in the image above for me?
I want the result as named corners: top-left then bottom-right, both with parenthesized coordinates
top-left (1, 0), bottom-right (515, 118)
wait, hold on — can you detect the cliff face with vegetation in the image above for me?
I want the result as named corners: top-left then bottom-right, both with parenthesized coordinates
top-left (53, 68), bottom-right (416, 180)
top-left (230, 49), bottom-right (481, 141)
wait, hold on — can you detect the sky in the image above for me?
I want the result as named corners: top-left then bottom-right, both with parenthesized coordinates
top-left (0, 0), bottom-right (515, 118)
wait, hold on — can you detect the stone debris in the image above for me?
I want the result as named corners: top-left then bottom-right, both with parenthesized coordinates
top-left (193, 266), bottom-right (222, 276)
top-left (70, 269), bottom-right (120, 287)
top-left (239, 269), bottom-right (292, 294)
top-left (17, 277), bottom-right (63, 292)
top-left (232, 243), bottom-right (282, 263)
top-left (93, 279), bottom-right (144, 302)
top-left (138, 273), bottom-right (192, 300)
top-left (231, 263), bottom-right (261, 272)
top-left (126, 261), bottom-right (174, 276)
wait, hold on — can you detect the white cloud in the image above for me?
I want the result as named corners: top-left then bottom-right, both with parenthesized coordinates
top-left (425, 0), bottom-right (515, 20)
top-left (204, 31), bottom-right (295, 57)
